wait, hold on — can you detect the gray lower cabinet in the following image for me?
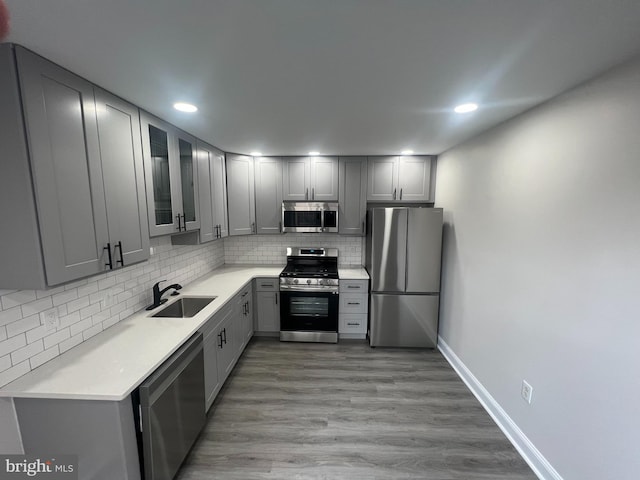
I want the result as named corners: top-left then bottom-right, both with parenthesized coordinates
top-left (255, 278), bottom-right (280, 334)
top-left (338, 279), bottom-right (368, 339)
top-left (197, 141), bottom-right (228, 243)
top-left (226, 154), bottom-right (256, 236)
top-left (235, 284), bottom-right (253, 356)
top-left (338, 157), bottom-right (367, 235)
top-left (0, 44), bottom-right (148, 289)
top-left (254, 157), bottom-right (283, 234)
top-left (214, 304), bottom-right (236, 392)
top-left (282, 156), bottom-right (339, 201)
top-left (367, 155), bottom-right (433, 202)
top-left (141, 113), bottom-right (200, 236)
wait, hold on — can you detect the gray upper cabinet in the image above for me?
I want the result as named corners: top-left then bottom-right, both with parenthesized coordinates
top-left (141, 113), bottom-right (200, 236)
top-left (197, 141), bottom-right (228, 243)
top-left (367, 155), bottom-right (432, 202)
top-left (94, 89), bottom-right (150, 266)
top-left (0, 45), bottom-right (148, 288)
top-left (254, 157), bottom-right (283, 234)
top-left (282, 156), bottom-right (339, 201)
top-left (338, 157), bottom-right (367, 235)
top-left (226, 154), bottom-right (256, 236)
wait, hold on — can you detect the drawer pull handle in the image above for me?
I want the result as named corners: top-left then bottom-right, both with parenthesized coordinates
top-left (347, 322), bottom-right (360, 326)
top-left (261, 284), bottom-right (273, 288)
top-left (347, 302), bottom-right (360, 305)
top-left (347, 285), bottom-right (361, 289)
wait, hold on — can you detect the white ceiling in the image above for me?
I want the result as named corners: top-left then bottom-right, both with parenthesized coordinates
top-left (5, 0), bottom-right (640, 156)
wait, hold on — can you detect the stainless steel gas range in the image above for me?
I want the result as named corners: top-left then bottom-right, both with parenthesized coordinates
top-left (279, 247), bottom-right (339, 343)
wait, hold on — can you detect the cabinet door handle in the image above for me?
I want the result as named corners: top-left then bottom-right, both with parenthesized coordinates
top-left (104, 243), bottom-right (113, 270)
top-left (181, 213), bottom-right (187, 231)
top-left (251, 222), bottom-right (256, 233)
top-left (362, 221), bottom-right (365, 234)
top-left (305, 188), bottom-right (308, 200)
top-left (218, 332), bottom-right (223, 348)
top-left (222, 328), bottom-right (227, 344)
top-left (115, 241), bottom-right (124, 267)
top-left (176, 214), bottom-right (182, 231)
top-left (312, 187), bottom-right (315, 200)
top-left (393, 188), bottom-right (397, 200)
top-left (279, 221), bottom-right (282, 233)
top-left (275, 292), bottom-right (278, 305)
top-left (400, 188), bottom-right (403, 200)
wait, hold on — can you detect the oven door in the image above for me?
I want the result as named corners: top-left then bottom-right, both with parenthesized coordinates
top-left (280, 290), bottom-right (339, 334)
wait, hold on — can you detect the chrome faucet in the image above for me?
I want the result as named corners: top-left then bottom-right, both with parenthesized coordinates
top-left (146, 280), bottom-right (182, 310)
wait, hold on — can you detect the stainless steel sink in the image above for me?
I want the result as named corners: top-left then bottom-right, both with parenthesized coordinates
top-left (151, 296), bottom-right (216, 318)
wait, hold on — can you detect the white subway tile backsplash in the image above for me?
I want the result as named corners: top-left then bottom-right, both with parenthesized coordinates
top-left (59, 333), bottom-right (82, 354)
top-left (66, 296), bottom-right (90, 314)
top-left (0, 335), bottom-right (27, 358)
top-left (0, 361), bottom-right (30, 386)
top-left (52, 289), bottom-right (78, 307)
top-left (6, 314), bottom-right (40, 338)
top-left (223, 234), bottom-right (364, 266)
top-left (1, 290), bottom-right (37, 310)
top-left (21, 297), bottom-right (53, 318)
top-left (0, 307), bottom-right (23, 327)
top-left (10, 340), bottom-right (44, 366)
top-left (82, 324), bottom-right (103, 341)
top-left (43, 329), bottom-right (70, 350)
top-left (0, 237), bottom-right (225, 387)
top-left (29, 346), bottom-right (59, 369)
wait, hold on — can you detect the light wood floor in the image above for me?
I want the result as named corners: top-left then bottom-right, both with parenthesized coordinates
top-left (176, 338), bottom-right (537, 480)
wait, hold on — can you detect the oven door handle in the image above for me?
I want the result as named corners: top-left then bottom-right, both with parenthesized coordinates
top-left (279, 285), bottom-right (339, 293)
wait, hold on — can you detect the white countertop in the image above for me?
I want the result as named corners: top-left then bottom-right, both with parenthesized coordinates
top-left (0, 264), bottom-right (369, 402)
top-left (338, 266), bottom-right (369, 280)
top-left (0, 265), bottom-right (283, 402)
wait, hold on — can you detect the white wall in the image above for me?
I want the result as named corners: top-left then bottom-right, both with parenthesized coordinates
top-left (436, 56), bottom-right (640, 480)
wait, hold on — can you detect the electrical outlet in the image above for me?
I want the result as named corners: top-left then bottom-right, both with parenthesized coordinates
top-left (521, 380), bottom-right (533, 404)
top-left (103, 289), bottom-right (114, 308)
top-left (44, 309), bottom-right (59, 332)
top-left (150, 246), bottom-right (155, 256)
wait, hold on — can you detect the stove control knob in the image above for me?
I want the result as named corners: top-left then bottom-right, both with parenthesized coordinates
top-left (293, 279), bottom-right (299, 284)
top-left (307, 279), bottom-right (312, 284)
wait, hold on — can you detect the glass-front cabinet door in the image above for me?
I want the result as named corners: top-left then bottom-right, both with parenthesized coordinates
top-left (141, 112), bottom-right (199, 236)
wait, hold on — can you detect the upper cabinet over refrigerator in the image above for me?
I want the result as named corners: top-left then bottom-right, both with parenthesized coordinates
top-left (367, 156), bottom-right (433, 203)
top-left (141, 112), bottom-right (200, 236)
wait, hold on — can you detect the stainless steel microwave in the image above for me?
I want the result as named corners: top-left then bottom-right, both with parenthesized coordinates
top-left (282, 202), bottom-right (339, 233)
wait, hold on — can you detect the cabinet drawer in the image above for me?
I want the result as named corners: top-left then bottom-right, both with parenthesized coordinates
top-left (339, 314), bottom-right (367, 334)
top-left (340, 279), bottom-right (368, 293)
top-left (255, 277), bottom-right (279, 292)
top-left (340, 294), bottom-right (368, 314)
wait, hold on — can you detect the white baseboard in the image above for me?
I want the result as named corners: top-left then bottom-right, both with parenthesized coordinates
top-left (437, 336), bottom-right (563, 480)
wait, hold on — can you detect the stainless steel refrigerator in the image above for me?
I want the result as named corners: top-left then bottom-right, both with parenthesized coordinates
top-left (366, 207), bottom-right (443, 348)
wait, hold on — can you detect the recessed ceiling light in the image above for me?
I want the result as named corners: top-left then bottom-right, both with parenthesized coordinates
top-left (250, 151), bottom-right (262, 157)
top-left (401, 150), bottom-right (414, 155)
top-left (173, 102), bottom-right (198, 113)
top-left (454, 103), bottom-right (478, 114)
top-left (308, 151), bottom-right (320, 156)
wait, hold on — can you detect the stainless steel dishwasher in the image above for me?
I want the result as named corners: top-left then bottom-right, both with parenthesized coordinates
top-left (137, 332), bottom-right (205, 480)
